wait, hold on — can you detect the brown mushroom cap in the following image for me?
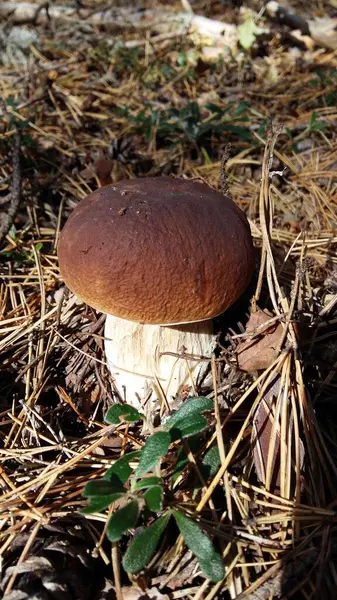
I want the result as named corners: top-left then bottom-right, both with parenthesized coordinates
top-left (58, 177), bottom-right (254, 324)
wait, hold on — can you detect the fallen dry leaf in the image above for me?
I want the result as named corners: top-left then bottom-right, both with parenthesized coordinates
top-left (236, 308), bottom-right (283, 373)
top-left (253, 375), bottom-right (282, 495)
top-left (80, 156), bottom-right (114, 187)
top-left (252, 374), bottom-right (305, 496)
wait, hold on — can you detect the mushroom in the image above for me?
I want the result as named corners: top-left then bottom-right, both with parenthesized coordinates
top-left (58, 177), bottom-right (254, 408)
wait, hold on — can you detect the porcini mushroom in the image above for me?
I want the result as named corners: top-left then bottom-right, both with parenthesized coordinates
top-left (58, 177), bottom-right (254, 408)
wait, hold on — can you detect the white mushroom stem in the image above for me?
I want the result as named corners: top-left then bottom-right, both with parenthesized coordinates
top-left (104, 315), bottom-right (216, 409)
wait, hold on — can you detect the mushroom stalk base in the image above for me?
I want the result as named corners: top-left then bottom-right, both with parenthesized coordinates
top-left (104, 315), bottom-right (215, 409)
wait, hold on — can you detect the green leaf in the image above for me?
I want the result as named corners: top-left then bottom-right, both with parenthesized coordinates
top-left (189, 101), bottom-right (200, 122)
top-left (232, 100), bottom-right (249, 117)
top-left (122, 513), bottom-right (170, 573)
top-left (205, 103), bottom-right (226, 114)
top-left (135, 432), bottom-right (171, 477)
top-left (173, 446), bottom-right (190, 482)
top-left (6, 96), bottom-right (17, 110)
top-left (238, 17), bottom-right (260, 50)
top-left (223, 124), bottom-right (251, 141)
top-left (173, 443), bottom-right (221, 485)
top-left (133, 476), bottom-right (161, 491)
top-left (104, 451), bottom-right (140, 486)
top-left (201, 147), bottom-right (212, 165)
top-left (105, 404), bottom-right (144, 425)
top-left (144, 485), bottom-right (163, 512)
top-left (164, 397), bottom-right (213, 432)
top-left (83, 480), bottom-right (126, 497)
top-left (107, 499), bottom-right (139, 543)
top-left (169, 415), bottom-right (209, 441)
top-left (199, 446), bottom-right (221, 482)
top-left (81, 493), bottom-right (125, 515)
top-left (308, 111), bottom-right (326, 132)
top-left (177, 51), bottom-right (187, 66)
top-left (193, 446), bottom-right (221, 493)
top-left (173, 511), bottom-right (224, 582)
top-left (198, 555), bottom-right (225, 583)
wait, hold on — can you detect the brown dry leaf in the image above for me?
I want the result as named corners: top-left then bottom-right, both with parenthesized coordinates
top-left (37, 138), bottom-right (55, 151)
top-left (100, 436), bottom-right (123, 449)
top-left (253, 375), bottom-right (282, 495)
top-left (196, 90), bottom-right (220, 107)
top-left (309, 18), bottom-right (337, 50)
top-left (252, 375), bottom-right (305, 496)
top-left (165, 554), bottom-right (198, 589)
top-left (236, 308), bottom-right (283, 373)
top-left (80, 155), bottom-right (114, 187)
top-left (94, 158), bottom-right (114, 186)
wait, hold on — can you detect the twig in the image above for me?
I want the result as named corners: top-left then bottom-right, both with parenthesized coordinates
top-left (0, 127), bottom-right (22, 248)
top-left (254, 121), bottom-right (283, 307)
top-left (265, 1), bottom-right (310, 35)
top-left (111, 544), bottom-right (123, 600)
top-left (266, 1), bottom-right (337, 50)
top-left (0, 4), bottom-right (238, 48)
top-left (219, 144), bottom-right (232, 199)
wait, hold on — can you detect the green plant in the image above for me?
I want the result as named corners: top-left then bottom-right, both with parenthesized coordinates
top-left (238, 16), bottom-right (262, 51)
top-left (0, 236), bottom-right (43, 263)
top-left (309, 68), bottom-right (337, 106)
top-left (82, 397), bottom-right (224, 582)
top-left (308, 111), bottom-right (327, 133)
top-left (115, 100), bottom-right (251, 148)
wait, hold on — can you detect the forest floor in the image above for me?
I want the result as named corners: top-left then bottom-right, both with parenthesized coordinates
top-left (0, 1), bottom-right (337, 599)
